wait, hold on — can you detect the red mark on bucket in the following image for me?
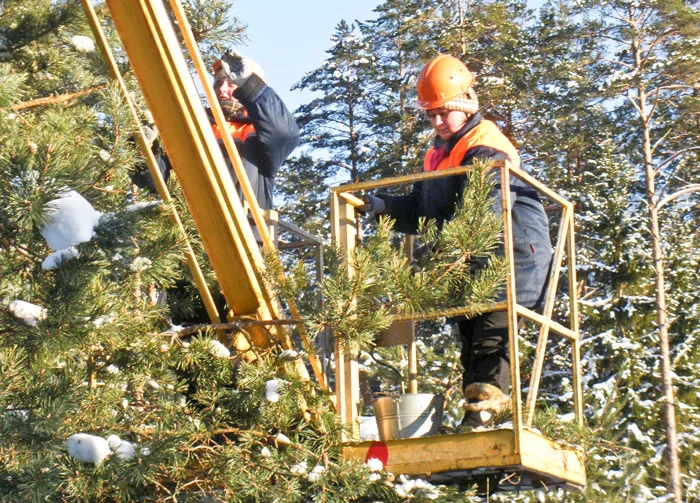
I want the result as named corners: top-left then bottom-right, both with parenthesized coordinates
top-left (365, 441), bottom-right (389, 467)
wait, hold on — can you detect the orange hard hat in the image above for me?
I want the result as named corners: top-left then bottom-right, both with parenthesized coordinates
top-left (415, 54), bottom-right (475, 110)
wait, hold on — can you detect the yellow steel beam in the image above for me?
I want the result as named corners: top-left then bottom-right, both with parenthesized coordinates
top-left (80, 0), bottom-right (221, 325)
top-left (104, 0), bottom-right (271, 346)
top-left (515, 305), bottom-right (577, 340)
top-left (168, 0), bottom-right (324, 386)
top-left (332, 161), bottom-right (573, 211)
top-left (404, 234), bottom-right (418, 394)
top-left (338, 192), bottom-right (366, 207)
top-left (392, 302), bottom-right (507, 323)
top-left (331, 165), bottom-right (477, 193)
top-left (500, 162), bottom-right (523, 453)
top-left (568, 212), bottom-right (584, 426)
top-left (525, 208), bottom-right (571, 425)
top-left (330, 191), bottom-right (360, 436)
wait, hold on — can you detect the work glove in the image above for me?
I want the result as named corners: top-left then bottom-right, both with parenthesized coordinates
top-left (357, 194), bottom-right (387, 216)
top-left (142, 124), bottom-right (158, 147)
top-left (220, 48), bottom-right (264, 87)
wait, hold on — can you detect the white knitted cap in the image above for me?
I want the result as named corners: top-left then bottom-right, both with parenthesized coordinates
top-left (440, 88), bottom-right (479, 114)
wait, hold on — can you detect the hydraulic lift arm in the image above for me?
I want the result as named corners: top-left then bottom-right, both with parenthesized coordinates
top-left (103, 0), bottom-right (289, 355)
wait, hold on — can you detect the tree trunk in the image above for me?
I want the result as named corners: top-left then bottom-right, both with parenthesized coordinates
top-left (648, 203), bottom-right (683, 503)
top-left (638, 82), bottom-right (683, 503)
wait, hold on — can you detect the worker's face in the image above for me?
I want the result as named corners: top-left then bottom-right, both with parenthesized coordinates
top-left (213, 77), bottom-right (242, 120)
top-left (214, 77), bottom-right (236, 103)
top-left (427, 108), bottom-right (468, 140)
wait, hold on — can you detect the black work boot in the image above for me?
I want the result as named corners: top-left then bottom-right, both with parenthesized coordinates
top-left (459, 409), bottom-right (496, 429)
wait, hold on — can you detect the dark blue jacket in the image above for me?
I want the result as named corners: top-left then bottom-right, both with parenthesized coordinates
top-left (133, 74), bottom-right (299, 211)
top-left (226, 74), bottom-right (300, 210)
top-left (379, 113), bottom-right (552, 307)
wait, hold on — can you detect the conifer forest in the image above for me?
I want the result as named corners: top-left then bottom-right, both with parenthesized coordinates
top-left (0, 0), bottom-right (698, 502)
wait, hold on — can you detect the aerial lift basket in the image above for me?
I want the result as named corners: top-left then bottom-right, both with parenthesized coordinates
top-left (330, 162), bottom-right (586, 491)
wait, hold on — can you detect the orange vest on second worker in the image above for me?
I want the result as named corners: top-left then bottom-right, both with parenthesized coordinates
top-left (211, 120), bottom-right (255, 142)
top-left (423, 119), bottom-right (520, 172)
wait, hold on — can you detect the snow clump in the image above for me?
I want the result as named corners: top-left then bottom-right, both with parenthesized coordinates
top-left (40, 191), bottom-right (101, 251)
top-left (65, 433), bottom-right (111, 464)
top-left (274, 433), bottom-right (291, 445)
top-left (207, 340), bottom-right (230, 358)
top-left (42, 247), bottom-right (80, 270)
top-left (277, 349), bottom-right (298, 361)
top-left (130, 257), bottom-right (152, 272)
top-left (365, 457), bottom-right (384, 472)
top-left (393, 475), bottom-right (440, 500)
top-left (265, 379), bottom-right (283, 402)
top-left (290, 460), bottom-right (308, 475)
top-left (107, 435), bottom-right (136, 460)
top-left (71, 35), bottom-right (95, 53)
top-left (307, 465), bottom-right (325, 482)
top-left (8, 300), bottom-right (47, 326)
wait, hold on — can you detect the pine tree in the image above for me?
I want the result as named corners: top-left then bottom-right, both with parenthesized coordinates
top-left (433, 0), bottom-right (536, 142)
top-left (180, 0), bottom-right (245, 58)
top-left (561, 142), bottom-right (660, 503)
top-left (276, 153), bottom-right (334, 240)
top-left (522, 0), bottom-right (611, 183)
top-left (356, 0), bottom-right (439, 180)
top-left (0, 2), bottom-right (185, 499)
top-left (292, 20), bottom-right (375, 186)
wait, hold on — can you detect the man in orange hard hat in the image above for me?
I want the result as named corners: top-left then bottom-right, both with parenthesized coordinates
top-left (361, 54), bottom-right (552, 428)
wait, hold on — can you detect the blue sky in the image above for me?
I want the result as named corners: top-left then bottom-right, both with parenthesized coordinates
top-left (231, 1), bottom-right (381, 112)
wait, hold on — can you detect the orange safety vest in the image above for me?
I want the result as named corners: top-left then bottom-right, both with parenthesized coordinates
top-left (423, 119), bottom-right (520, 172)
top-left (211, 120), bottom-right (256, 141)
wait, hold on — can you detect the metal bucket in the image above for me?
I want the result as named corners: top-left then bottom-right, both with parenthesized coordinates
top-left (373, 393), bottom-right (444, 441)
